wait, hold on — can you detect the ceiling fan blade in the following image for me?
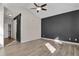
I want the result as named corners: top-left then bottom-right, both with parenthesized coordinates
top-left (31, 8), bottom-right (36, 9)
top-left (34, 3), bottom-right (38, 7)
top-left (41, 4), bottom-right (47, 7)
top-left (42, 8), bottom-right (47, 11)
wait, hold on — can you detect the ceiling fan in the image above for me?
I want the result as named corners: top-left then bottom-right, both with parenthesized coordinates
top-left (31, 3), bottom-right (47, 13)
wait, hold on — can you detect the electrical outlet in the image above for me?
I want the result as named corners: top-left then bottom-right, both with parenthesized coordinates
top-left (69, 38), bottom-right (71, 40)
top-left (75, 38), bottom-right (77, 41)
top-left (43, 35), bottom-right (45, 36)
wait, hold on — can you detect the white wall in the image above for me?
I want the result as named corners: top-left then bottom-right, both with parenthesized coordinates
top-left (4, 7), bottom-right (13, 38)
top-left (4, 23), bottom-right (8, 38)
top-left (13, 20), bottom-right (17, 40)
top-left (21, 8), bottom-right (41, 42)
top-left (0, 4), bottom-right (4, 47)
top-left (5, 6), bottom-right (41, 43)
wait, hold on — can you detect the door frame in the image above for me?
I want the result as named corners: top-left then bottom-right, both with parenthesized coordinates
top-left (13, 13), bottom-right (21, 42)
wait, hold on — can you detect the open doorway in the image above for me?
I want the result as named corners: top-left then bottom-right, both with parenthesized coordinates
top-left (13, 13), bottom-right (21, 42)
top-left (4, 23), bottom-right (15, 46)
top-left (4, 19), bottom-right (15, 46)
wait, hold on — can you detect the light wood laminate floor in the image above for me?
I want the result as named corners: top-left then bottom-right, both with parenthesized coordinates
top-left (4, 38), bottom-right (14, 46)
top-left (0, 39), bottom-right (79, 56)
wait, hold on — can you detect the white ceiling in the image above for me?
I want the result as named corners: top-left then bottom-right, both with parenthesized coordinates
top-left (3, 3), bottom-right (79, 18)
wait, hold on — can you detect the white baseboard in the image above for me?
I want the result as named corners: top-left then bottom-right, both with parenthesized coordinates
top-left (41, 37), bottom-right (79, 46)
top-left (21, 38), bottom-right (41, 43)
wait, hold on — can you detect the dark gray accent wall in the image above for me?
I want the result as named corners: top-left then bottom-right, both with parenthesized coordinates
top-left (41, 10), bottom-right (79, 43)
